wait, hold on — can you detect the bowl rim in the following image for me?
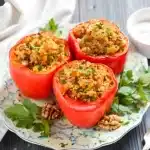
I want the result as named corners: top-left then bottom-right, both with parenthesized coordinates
top-left (127, 7), bottom-right (150, 46)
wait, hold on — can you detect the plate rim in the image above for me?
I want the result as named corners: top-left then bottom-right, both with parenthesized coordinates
top-left (3, 104), bottom-right (149, 150)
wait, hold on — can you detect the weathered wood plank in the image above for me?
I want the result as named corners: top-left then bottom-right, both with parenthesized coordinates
top-left (72, 0), bottom-right (80, 23)
top-left (79, 0), bottom-right (150, 33)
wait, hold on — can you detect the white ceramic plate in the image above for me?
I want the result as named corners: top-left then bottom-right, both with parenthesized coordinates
top-left (0, 25), bottom-right (149, 150)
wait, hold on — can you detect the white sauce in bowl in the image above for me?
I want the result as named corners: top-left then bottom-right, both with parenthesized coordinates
top-left (132, 21), bottom-right (150, 45)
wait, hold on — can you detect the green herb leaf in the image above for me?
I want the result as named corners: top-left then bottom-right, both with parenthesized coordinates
top-left (16, 118), bottom-right (33, 129)
top-left (33, 122), bottom-right (44, 132)
top-left (40, 18), bottom-right (58, 32)
top-left (42, 119), bottom-right (51, 137)
top-left (111, 67), bottom-right (150, 115)
top-left (119, 70), bottom-right (134, 87)
top-left (23, 99), bottom-right (38, 119)
top-left (4, 104), bottom-right (34, 128)
top-left (118, 86), bottom-right (134, 96)
top-left (138, 73), bottom-right (150, 86)
top-left (40, 18), bottom-right (63, 37)
top-left (33, 119), bottom-right (51, 137)
top-left (111, 103), bottom-right (132, 115)
top-left (126, 70), bottom-right (133, 80)
top-left (48, 18), bottom-right (58, 32)
top-left (119, 96), bottom-right (134, 105)
top-left (5, 104), bottom-right (30, 119)
top-left (113, 96), bottom-right (119, 104)
top-left (4, 99), bottom-right (52, 136)
top-left (136, 85), bottom-right (148, 101)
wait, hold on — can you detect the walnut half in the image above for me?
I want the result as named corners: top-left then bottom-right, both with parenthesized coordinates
top-left (96, 114), bottom-right (121, 131)
top-left (41, 103), bottom-right (63, 120)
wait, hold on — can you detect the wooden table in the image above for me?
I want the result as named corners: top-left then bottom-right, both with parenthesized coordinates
top-left (0, 0), bottom-right (150, 150)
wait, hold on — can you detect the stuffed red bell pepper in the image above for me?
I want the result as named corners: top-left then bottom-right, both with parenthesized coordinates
top-left (9, 32), bottom-right (71, 99)
top-left (68, 19), bottom-right (129, 74)
top-left (53, 60), bottom-right (118, 128)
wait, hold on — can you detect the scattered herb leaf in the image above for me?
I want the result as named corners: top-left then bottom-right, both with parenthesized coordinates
top-left (118, 86), bottom-right (134, 96)
top-left (59, 143), bottom-right (68, 148)
top-left (4, 100), bottom-right (51, 137)
top-left (5, 104), bottom-right (31, 120)
top-left (111, 103), bottom-right (132, 115)
top-left (23, 99), bottom-right (38, 119)
top-left (111, 67), bottom-right (150, 115)
top-left (41, 119), bottom-right (51, 137)
top-left (40, 18), bottom-right (63, 37)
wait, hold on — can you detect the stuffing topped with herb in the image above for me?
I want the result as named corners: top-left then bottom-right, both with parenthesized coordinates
top-left (73, 19), bottom-right (126, 56)
top-left (57, 60), bottom-right (114, 102)
top-left (14, 32), bottom-right (69, 72)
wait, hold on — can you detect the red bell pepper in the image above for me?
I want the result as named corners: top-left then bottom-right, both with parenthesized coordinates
top-left (53, 61), bottom-right (118, 128)
top-left (68, 19), bottom-right (129, 74)
top-left (9, 33), bottom-right (71, 99)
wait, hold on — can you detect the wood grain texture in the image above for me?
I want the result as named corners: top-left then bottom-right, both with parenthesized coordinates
top-left (72, 0), bottom-right (80, 22)
top-left (0, 0), bottom-right (150, 150)
top-left (79, 0), bottom-right (150, 33)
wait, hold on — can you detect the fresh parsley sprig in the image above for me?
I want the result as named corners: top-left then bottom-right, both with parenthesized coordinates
top-left (40, 18), bottom-right (62, 37)
top-left (111, 68), bottom-right (150, 115)
top-left (4, 99), bottom-right (51, 137)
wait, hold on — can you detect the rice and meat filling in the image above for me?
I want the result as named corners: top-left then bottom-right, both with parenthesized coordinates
top-left (73, 19), bottom-right (126, 56)
top-left (14, 32), bottom-right (68, 72)
top-left (58, 60), bottom-right (114, 102)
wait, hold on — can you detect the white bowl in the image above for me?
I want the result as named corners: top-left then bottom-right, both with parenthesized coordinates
top-left (127, 7), bottom-right (150, 58)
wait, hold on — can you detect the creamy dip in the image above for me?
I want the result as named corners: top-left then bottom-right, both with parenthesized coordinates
top-left (131, 21), bottom-right (150, 45)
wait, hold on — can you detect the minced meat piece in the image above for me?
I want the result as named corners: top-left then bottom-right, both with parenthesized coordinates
top-left (72, 19), bottom-right (126, 56)
top-left (14, 32), bottom-right (69, 72)
top-left (57, 60), bottom-right (114, 102)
